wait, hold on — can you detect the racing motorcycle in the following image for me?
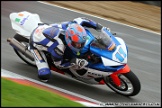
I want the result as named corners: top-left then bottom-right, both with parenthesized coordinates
top-left (7, 11), bottom-right (141, 96)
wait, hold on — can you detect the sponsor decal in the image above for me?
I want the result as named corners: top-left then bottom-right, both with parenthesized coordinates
top-left (35, 26), bottom-right (45, 36)
top-left (15, 13), bottom-right (23, 22)
top-left (18, 13), bottom-right (24, 16)
top-left (15, 18), bottom-right (21, 22)
top-left (20, 15), bottom-right (29, 25)
top-left (14, 14), bottom-right (30, 25)
top-left (87, 72), bottom-right (103, 77)
top-left (108, 42), bottom-right (116, 51)
top-left (34, 50), bottom-right (42, 60)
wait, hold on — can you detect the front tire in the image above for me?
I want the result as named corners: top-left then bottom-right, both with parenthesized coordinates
top-left (104, 71), bottom-right (141, 96)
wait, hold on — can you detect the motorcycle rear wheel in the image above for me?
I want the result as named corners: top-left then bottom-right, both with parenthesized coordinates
top-left (13, 34), bottom-right (36, 67)
top-left (104, 71), bottom-right (141, 96)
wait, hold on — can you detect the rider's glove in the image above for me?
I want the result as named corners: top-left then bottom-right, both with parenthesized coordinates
top-left (53, 60), bottom-right (65, 69)
top-left (71, 58), bottom-right (88, 69)
top-left (101, 26), bottom-right (111, 32)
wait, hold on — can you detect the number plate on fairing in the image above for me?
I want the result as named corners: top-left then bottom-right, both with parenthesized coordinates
top-left (102, 45), bottom-right (127, 66)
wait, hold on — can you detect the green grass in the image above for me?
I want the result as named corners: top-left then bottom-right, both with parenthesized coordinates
top-left (1, 78), bottom-right (85, 107)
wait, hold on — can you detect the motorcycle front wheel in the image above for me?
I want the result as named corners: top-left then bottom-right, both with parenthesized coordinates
top-left (104, 71), bottom-right (141, 96)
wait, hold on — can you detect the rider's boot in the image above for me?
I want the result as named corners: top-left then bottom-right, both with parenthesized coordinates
top-left (37, 62), bottom-right (51, 82)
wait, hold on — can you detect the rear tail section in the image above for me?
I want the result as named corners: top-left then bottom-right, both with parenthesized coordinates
top-left (9, 11), bottom-right (42, 36)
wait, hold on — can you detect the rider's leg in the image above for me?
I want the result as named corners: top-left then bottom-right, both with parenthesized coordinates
top-left (30, 48), bottom-right (51, 81)
top-left (29, 28), bottom-right (51, 82)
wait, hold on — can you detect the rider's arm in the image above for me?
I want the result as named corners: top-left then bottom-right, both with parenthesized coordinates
top-left (50, 21), bottom-right (71, 30)
top-left (73, 17), bottom-right (104, 31)
top-left (33, 25), bottom-right (64, 63)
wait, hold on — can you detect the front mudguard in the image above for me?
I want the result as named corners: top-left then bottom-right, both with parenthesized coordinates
top-left (110, 64), bottom-right (130, 86)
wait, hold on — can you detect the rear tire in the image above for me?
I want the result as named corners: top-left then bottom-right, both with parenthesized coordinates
top-left (104, 71), bottom-right (141, 96)
top-left (13, 34), bottom-right (36, 67)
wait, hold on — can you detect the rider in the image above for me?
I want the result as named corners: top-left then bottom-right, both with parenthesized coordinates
top-left (29, 17), bottom-right (110, 82)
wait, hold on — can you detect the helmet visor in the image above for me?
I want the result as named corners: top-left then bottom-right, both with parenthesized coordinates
top-left (71, 41), bottom-right (85, 49)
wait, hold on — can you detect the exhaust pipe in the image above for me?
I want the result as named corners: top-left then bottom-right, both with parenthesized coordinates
top-left (7, 38), bottom-right (34, 61)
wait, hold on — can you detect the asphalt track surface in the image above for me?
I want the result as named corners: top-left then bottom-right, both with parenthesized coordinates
top-left (1, 1), bottom-right (161, 105)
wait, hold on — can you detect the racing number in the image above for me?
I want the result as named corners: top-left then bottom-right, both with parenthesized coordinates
top-left (115, 47), bottom-right (126, 62)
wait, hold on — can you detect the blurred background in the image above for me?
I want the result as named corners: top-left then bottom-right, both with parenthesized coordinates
top-left (49, 1), bottom-right (161, 34)
top-left (132, 1), bottom-right (161, 7)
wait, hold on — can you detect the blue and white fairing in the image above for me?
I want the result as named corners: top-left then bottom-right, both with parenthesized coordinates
top-left (85, 28), bottom-right (128, 72)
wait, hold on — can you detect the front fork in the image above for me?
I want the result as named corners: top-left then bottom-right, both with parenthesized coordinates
top-left (110, 64), bottom-right (130, 86)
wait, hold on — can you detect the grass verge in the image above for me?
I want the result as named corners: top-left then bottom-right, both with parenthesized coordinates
top-left (1, 78), bottom-right (85, 107)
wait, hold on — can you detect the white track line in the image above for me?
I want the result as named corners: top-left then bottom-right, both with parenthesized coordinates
top-left (37, 1), bottom-right (160, 35)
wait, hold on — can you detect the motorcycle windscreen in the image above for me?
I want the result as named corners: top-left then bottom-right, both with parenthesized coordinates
top-left (90, 33), bottom-right (128, 66)
top-left (95, 30), bottom-right (116, 51)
